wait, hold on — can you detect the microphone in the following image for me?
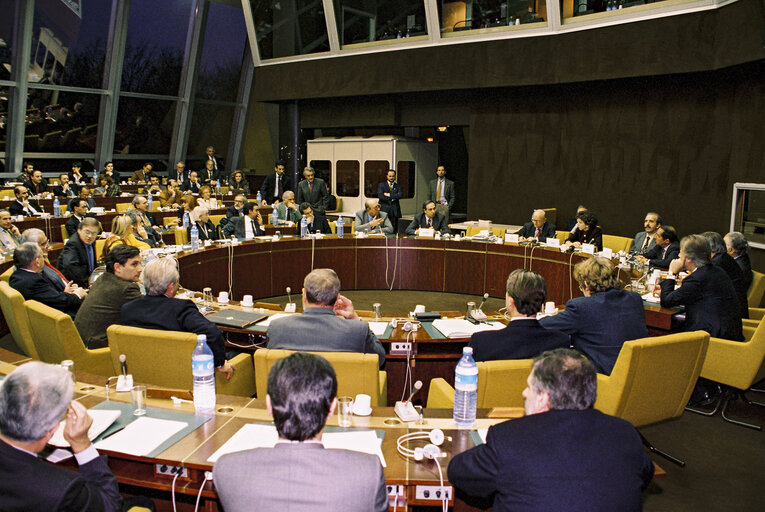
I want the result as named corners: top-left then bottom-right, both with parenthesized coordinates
top-left (119, 354), bottom-right (128, 376)
top-left (286, 286), bottom-right (292, 303)
top-left (404, 380), bottom-right (423, 403)
top-left (477, 293), bottom-right (489, 312)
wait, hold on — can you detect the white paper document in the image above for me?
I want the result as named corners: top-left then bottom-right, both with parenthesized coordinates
top-left (477, 429), bottom-right (488, 444)
top-left (432, 319), bottom-right (505, 338)
top-left (641, 292), bottom-right (661, 304)
top-left (257, 313), bottom-right (294, 326)
top-left (49, 409), bottom-right (122, 448)
top-left (322, 430), bottom-right (386, 467)
top-left (368, 321), bottom-right (389, 337)
top-left (94, 417), bottom-right (188, 456)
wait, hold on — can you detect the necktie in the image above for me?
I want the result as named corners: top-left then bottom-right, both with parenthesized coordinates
top-left (277, 175), bottom-right (283, 199)
top-left (46, 262), bottom-right (68, 286)
top-left (436, 180), bottom-right (442, 203)
top-left (427, 217), bottom-right (432, 228)
top-left (309, 182), bottom-right (313, 193)
top-left (85, 244), bottom-right (94, 272)
top-left (535, 227), bottom-right (541, 238)
top-left (641, 236), bottom-right (650, 253)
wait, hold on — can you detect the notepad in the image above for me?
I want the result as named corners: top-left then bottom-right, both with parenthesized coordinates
top-left (257, 313), bottom-right (295, 326)
top-left (94, 417), bottom-right (188, 456)
top-left (49, 409), bottom-right (122, 448)
top-left (432, 319), bottom-right (505, 338)
top-left (368, 321), bottom-right (389, 337)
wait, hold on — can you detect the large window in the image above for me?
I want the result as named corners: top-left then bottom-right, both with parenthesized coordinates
top-left (250, 0), bottom-right (330, 59)
top-left (439, 0), bottom-right (547, 35)
top-left (24, 90), bottom-right (100, 153)
top-left (363, 160), bottom-right (390, 197)
top-left (114, 97), bottom-right (177, 155)
top-left (335, 160), bottom-right (360, 197)
top-left (196, 2), bottom-right (248, 102)
top-left (333, 0), bottom-right (428, 46)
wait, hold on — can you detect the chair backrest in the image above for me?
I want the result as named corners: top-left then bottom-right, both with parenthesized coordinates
top-left (60, 204), bottom-right (67, 215)
top-left (466, 226), bottom-right (506, 238)
top-left (116, 203), bottom-right (131, 213)
top-left (556, 230), bottom-right (569, 243)
top-left (210, 214), bottom-right (225, 227)
top-left (541, 208), bottom-right (557, 227)
top-left (328, 220), bottom-right (336, 234)
top-left (0, 189), bottom-right (15, 199)
top-left (0, 282), bottom-right (39, 359)
top-left (174, 228), bottom-right (189, 245)
top-left (0, 266), bottom-right (14, 283)
top-left (748, 270), bottom-right (765, 308)
top-left (253, 348), bottom-right (384, 404)
top-left (106, 325), bottom-right (198, 389)
top-left (594, 331), bottom-right (709, 427)
top-left (476, 359), bottom-right (534, 408)
top-left (701, 318), bottom-right (765, 390)
top-left (60, 224), bottom-right (70, 241)
top-left (164, 216), bottom-right (179, 227)
top-left (24, 300), bottom-right (113, 376)
top-left (602, 234), bottom-right (633, 253)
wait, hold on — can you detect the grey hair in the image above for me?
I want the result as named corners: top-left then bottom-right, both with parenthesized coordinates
top-left (20, 228), bottom-right (45, 244)
top-left (143, 257), bottom-right (179, 296)
top-left (282, 190), bottom-right (295, 201)
top-left (13, 242), bottom-right (42, 269)
top-left (0, 361), bottom-right (73, 442)
top-left (680, 235), bottom-right (711, 268)
top-left (303, 268), bottom-right (340, 306)
top-left (123, 210), bottom-right (139, 225)
top-left (724, 231), bottom-right (749, 256)
top-left (700, 231), bottom-right (726, 256)
top-left (303, 166), bottom-right (314, 174)
top-left (131, 195), bottom-right (147, 207)
top-left (531, 348), bottom-right (597, 410)
top-left (365, 198), bottom-right (380, 210)
top-left (191, 205), bottom-right (208, 223)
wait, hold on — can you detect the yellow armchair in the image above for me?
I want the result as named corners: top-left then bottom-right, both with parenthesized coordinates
top-left (24, 300), bottom-right (113, 376)
top-left (602, 234), bottom-right (633, 253)
top-left (466, 226), bottom-right (506, 238)
top-left (0, 282), bottom-right (39, 359)
top-left (427, 359), bottom-right (533, 409)
top-left (253, 348), bottom-right (387, 406)
top-left (106, 325), bottom-right (255, 397)
top-left (748, 270), bottom-right (764, 308)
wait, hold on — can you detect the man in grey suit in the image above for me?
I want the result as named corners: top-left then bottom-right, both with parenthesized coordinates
top-left (354, 198), bottom-right (394, 235)
top-left (213, 352), bottom-right (388, 512)
top-left (296, 166), bottom-right (329, 216)
top-left (629, 212), bottom-right (661, 255)
top-left (267, 268), bottom-right (386, 367)
top-left (427, 165), bottom-right (455, 224)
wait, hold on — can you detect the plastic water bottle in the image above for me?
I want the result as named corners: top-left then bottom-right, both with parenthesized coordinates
top-left (147, 194), bottom-right (153, 211)
top-left (92, 169), bottom-right (98, 185)
top-left (183, 211), bottom-right (190, 229)
top-left (53, 197), bottom-right (60, 218)
top-left (191, 335), bottom-right (216, 413)
top-left (215, 181), bottom-right (221, 195)
top-left (256, 190), bottom-right (262, 205)
top-left (336, 216), bottom-right (344, 238)
top-left (453, 347), bottom-right (478, 427)
top-left (190, 223), bottom-right (199, 251)
top-left (271, 207), bottom-right (280, 227)
top-left (300, 215), bottom-right (308, 238)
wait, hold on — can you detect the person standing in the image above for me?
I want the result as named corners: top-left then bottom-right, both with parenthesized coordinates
top-left (427, 165), bottom-right (455, 225)
top-left (377, 169), bottom-right (402, 232)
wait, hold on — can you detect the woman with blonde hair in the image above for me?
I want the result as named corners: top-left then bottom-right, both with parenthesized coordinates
top-left (177, 194), bottom-right (198, 221)
top-left (102, 214), bottom-right (150, 260)
top-left (197, 185), bottom-right (218, 210)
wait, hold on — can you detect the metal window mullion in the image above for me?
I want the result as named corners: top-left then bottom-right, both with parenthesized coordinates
top-left (6, 0), bottom-right (34, 174)
top-left (241, 0), bottom-right (261, 66)
top-left (424, 0), bottom-right (442, 43)
top-left (322, 0), bottom-right (340, 52)
top-left (226, 44), bottom-right (254, 172)
top-left (548, 0), bottom-right (564, 31)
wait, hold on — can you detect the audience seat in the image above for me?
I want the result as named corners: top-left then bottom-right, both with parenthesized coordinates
top-left (174, 228), bottom-right (189, 245)
top-left (326, 197), bottom-right (342, 213)
top-left (60, 224), bottom-right (70, 241)
top-left (0, 189), bottom-right (15, 199)
top-left (748, 270), bottom-right (765, 308)
top-left (602, 234), bottom-right (633, 253)
top-left (556, 230), bottom-right (569, 243)
top-left (466, 226), bottom-right (506, 238)
top-left (106, 325), bottom-right (256, 397)
top-left (253, 348), bottom-right (387, 406)
top-left (115, 203), bottom-right (131, 213)
top-left (164, 216), bottom-right (179, 227)
top-left (541, 207), bottom-right (556, 227)
top-left (24, 300), bottom-right (113, 376)
top-left (0, 266), bottom-right (13, 282)
top-left (427, 359), bottom-right (533, 409)
top-left (0, 282), bottom-right (39, 359)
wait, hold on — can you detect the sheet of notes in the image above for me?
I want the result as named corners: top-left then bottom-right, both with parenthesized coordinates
top-left (95, 417), bottom-right (188, 456)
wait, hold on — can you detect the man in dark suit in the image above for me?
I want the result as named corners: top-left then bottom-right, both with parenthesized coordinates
top-left (21, 228), bottom-right (70, 292)
top-left (205, 145), bottom-right (225, 178)
top-left (68, 187), bottom-right (96, 210)
top-left (259, 160), bottom-right (293, 205)
top-left (516, 209), bottom-right (557, 242)
top-left (0, 209), bottom-right (21, 250)
top-left (703, 231), bottom-right (749, 320)
top-left (354, 198), bottom-right (394, 235)
top-left (636, 225), bottom-right (679, 269)
top-left (9, 242), bottom-right (86, 318)
top-left (221, 194), bottom-right (246, 228)
top-left (725, 231), bottom-right (753, 292)
top-left (406, 200), bottom-right (450, 235)
top-left (120, 257), bottom-right (234, 378)
top-left (57, 217), bottom-right (100, 288)
top-left (9, 186), bottom-right (42, 217)
top-left (470, 269), bottom-right (569, 361)
top-left (222, 202), bottom-right (265, 239)
top-left (0, 361), bottom-right (122, 512)
top-left (268, 268), bottom-right (386, 367)
top-left (131, 195), bottom-right (162, 246)
top-left (296, 166), bottom-right (329, 216)
top-left (448, 349), bottom-right (653, 512)
top-left (65, 199), bottom-right (89, 237)
top-left (660, 234), bottom-right (744, 341)
top-left (199, 159), bottom-right (220, 186)
top-left (171, 161), bottom-right (188, 184)
top-left (377, 169), bottom-right (402, 230)
top-left (24, 169), bottom-right (50, 197)
top-left (541, 257), bottom-right (648, 375)
top-left (214, 353), bottom-right (387, 512)
top-left (182, 170), bottom-right (202, 194)
top-left (427, 165), bottom-right (455, 224)
top-left (298, 202), bottom-right (331, 235)
top-left (53, 173), bottom-right (77, 198)
top-left (629, 212), bottom-right (661, 255)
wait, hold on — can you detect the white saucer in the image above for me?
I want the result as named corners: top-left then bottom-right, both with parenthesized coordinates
top-left (353, 406), bottom-right (372, 416)
top-left (217, 299), bottom-right (230, 304)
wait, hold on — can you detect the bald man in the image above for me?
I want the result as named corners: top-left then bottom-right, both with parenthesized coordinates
top-left (516, 210), bottom-right (557, 242)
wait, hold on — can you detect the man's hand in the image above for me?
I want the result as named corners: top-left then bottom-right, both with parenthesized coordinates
top-left (71, 287), bottom-right (88, 299)
top-left (261, 200), bottom-right (268, 207)
top-left (63, 401), bottom-right (93, 454)
top-left (10, 225), bottom-right (20, 237)
top-left (256, 212), bottom-right (263, 225)
top-left (634, 255), bottom-right (647, 265)
top-left (217, 361), bottom-right (235, 380)
top-left (383, 192), bottom-right (390, 197)
top-left (668, 257), bottom-right (684, 275)
top-left (370, 217), bottom-right (384, 228)
top-left (333, 294), bottom-right (360, 320)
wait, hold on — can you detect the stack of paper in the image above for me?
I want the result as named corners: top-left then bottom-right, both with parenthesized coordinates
top-left (49, 409), bottom-right (122, 448)
top-left (432, 319), bottom-right (505, 338)
top-left (94, 417), bottom-right (188, 456)
top-left (368, 321), bottom-right (389, 337)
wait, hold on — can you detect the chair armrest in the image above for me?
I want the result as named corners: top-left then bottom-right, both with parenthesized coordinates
top-left (426, 378), bottom-right (455, 409)
top-left (377, 371), bottom-right (387, 407)
top-left (749, 307), bottom-right (764, 321)
top-left (215, 353), bottom-right (256, 398)
top-left (593, 374), bottom-right (620, 417)
top-left (85, 348), bottom-right (117, 377)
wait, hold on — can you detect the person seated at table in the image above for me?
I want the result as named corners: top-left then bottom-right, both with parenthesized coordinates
top-left (189, 206), bottom-right (218, 241)
top-left (75, 245), bottom-right (143, 350)
top-left (21, 228), bottom-right (70, 292)
top-left (297, 202), bottom-right (331, 235)
top-left (120, 257), bottom-right (234, 379)
top-left (130, 162), bottom-right (155, 183)
top-left (405, 200), bottom-right (450, 236)
top-left (177, 194), bottom-right (198, 222)
top-left (222, 202), bottom-right (265, 239)
top-left (448, 349), bottom-right (653, 512)
top-left (516, 209), bottom-right (557, 242)
top-left (564, 204), bottom-right (588, 232)
top-left (0, 362), bottom-right (123, 511)
top-left (540, 257), bottom-right (647, 375)
top-left (145, 175), bottom-right (162, 196)
top-left (197, 185), bottom-right (218, 210)
top-left (635, 226), bottom-right (679, 269)
top-left (268, 268), bottom-right (386, 368)
top-left (102, 161), bottom-right (120, 183)
top-left (57, 217), bottom-right (101, 289)
top-left (93, 175), bottom-right (122, 197)
top-left (228, 170), bottom-right (250, 195)
top-left (0, 209), bottom-right (21, 250)
top-left (724, 231), bottom-right (753, 292)
top-left (102, 215), bottom-right (150, 260)
top-left (213, 352), bottom-right (387, 512)
top-left (68, 187), bottom-right (97, 210)
top-left (52, 173), bottom-right (77, 198)
top-left (9, 242), bottom-right (86, 318)
top-left (65, 199), bottom-right (90, 238)
top-left (703, 231), bottom-right (749, 320)
top-left (9, 185), bottom-right (42, 217)
top-left (629, 212), bottom-right (662, 255)
top-left (221, 194), bottom-right (246, 228)
top-left (469, 269), bottom-right (569, 362)
top-left (159, 179), bottom-right (181, 209)
top-left (564, 210), bottom-right (602, 251)
top-left (23, 169), bottom-right (51, 198)
top-left (69, 161), bottom-right (87, 188)
top-left (354, 198), bottom-right (394, 235)
top-left (271, 191), bottom-right (301, 227)
top-left (182, 170), bottom-right (202, 194)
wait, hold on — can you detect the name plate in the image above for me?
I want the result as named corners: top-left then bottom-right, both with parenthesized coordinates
top-left (600, 247), bottom-right (613, 258)
top-left (505, 233), bottom-right (519, 243)
top-left (418, 227), bottom-right (435, 238)
top-left (581, 243), bottom-right (596, 255)
top-left (546, 237), bottom-right (560, 247)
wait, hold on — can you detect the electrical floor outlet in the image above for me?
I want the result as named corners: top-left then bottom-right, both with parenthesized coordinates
top-left (155, 464), bottom-right (188, 478)
top-left (390, 342), bottom-right (412, 355)
top-left (415, 485), bottom-right (452, 501)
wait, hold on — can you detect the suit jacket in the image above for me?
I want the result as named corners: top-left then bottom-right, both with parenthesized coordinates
top-left (447, 409), bottom-right (653, 512)
top-left (130, 169), bottom-right (155, 183)
top-left (228, 182), bottom-right (250, 195)
top-left (566, 226), bottom-right (603, 251)
top-left (515, 221), bottom-right (557, 240)
top-left (205, 154), bottom-right (225, 175)
top-left (189, 220), bottom-right (217, 241)
top-left (159, 189), bottom-right (179, 208)
top-left (120, 294), bottom-right (227, 367)
top-left (182, 179), bottom-right (201, 193)
top-left (469, 319), bottom-right (570, 362)
top-left (68, 197), bottom-right (96, 210)
top-left (214, 442), bottom-right (387, 512)
top-left (9, 268), bottom-right (82, 318)
top-left (296, 214), bottom-right (331, 235)
top-left (354, 209), bottom-right (394, 235)
top-left (57, 232), bottom-right (97, 288)
top-left (735, 253), bottom-right (753, 292)
top-left (660, 264), bottom-right (743, 341)
top-left (643, 241), bottom-right (680, 269)
top-left (198, 167), bottom-right (219, 185)
top-left (9, 199), bottom-right (42, 217)
top-left (711, 253), bottom-right (749, 320)
top-left (377, 181), bottom-right (402, 220)
top-left (0, 438), bottom-right (121, 512)
top-left (220, 205), bottom-right (244, 227)
top-left (268, 307), bottom-right (386, 367)
top-left (296, 178), bottom-right (329, 214)
top-left (259, 172), bottom-right (293, 204)
top-left (222, 215), bottom-right (265, 239)
top-left (272, 202), bottom-right (301, 225)
top-left (75, 271), bottom-right (142, 349)
top-left (405, 212), bottom-right (450, 235)
top-left (0, 226), bottom-right (21, 249)
top-left (24, 179), bottom-right (49, 196)
top-left (43, 262), bottom-right (68, 291)
top-left (540, 289), bottom-right (648, 375)
top-left (629, 231), bottom-right (657, 254)
top-left (65, 215), bottom-right (85, 237)
top-left (53, 184), bottom-right (77, 198)
top-left (427, 177), bottom-right (455, 210)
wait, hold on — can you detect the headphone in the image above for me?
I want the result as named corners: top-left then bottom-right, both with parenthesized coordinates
top-left (396, 428), bottom-right (448, 461)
